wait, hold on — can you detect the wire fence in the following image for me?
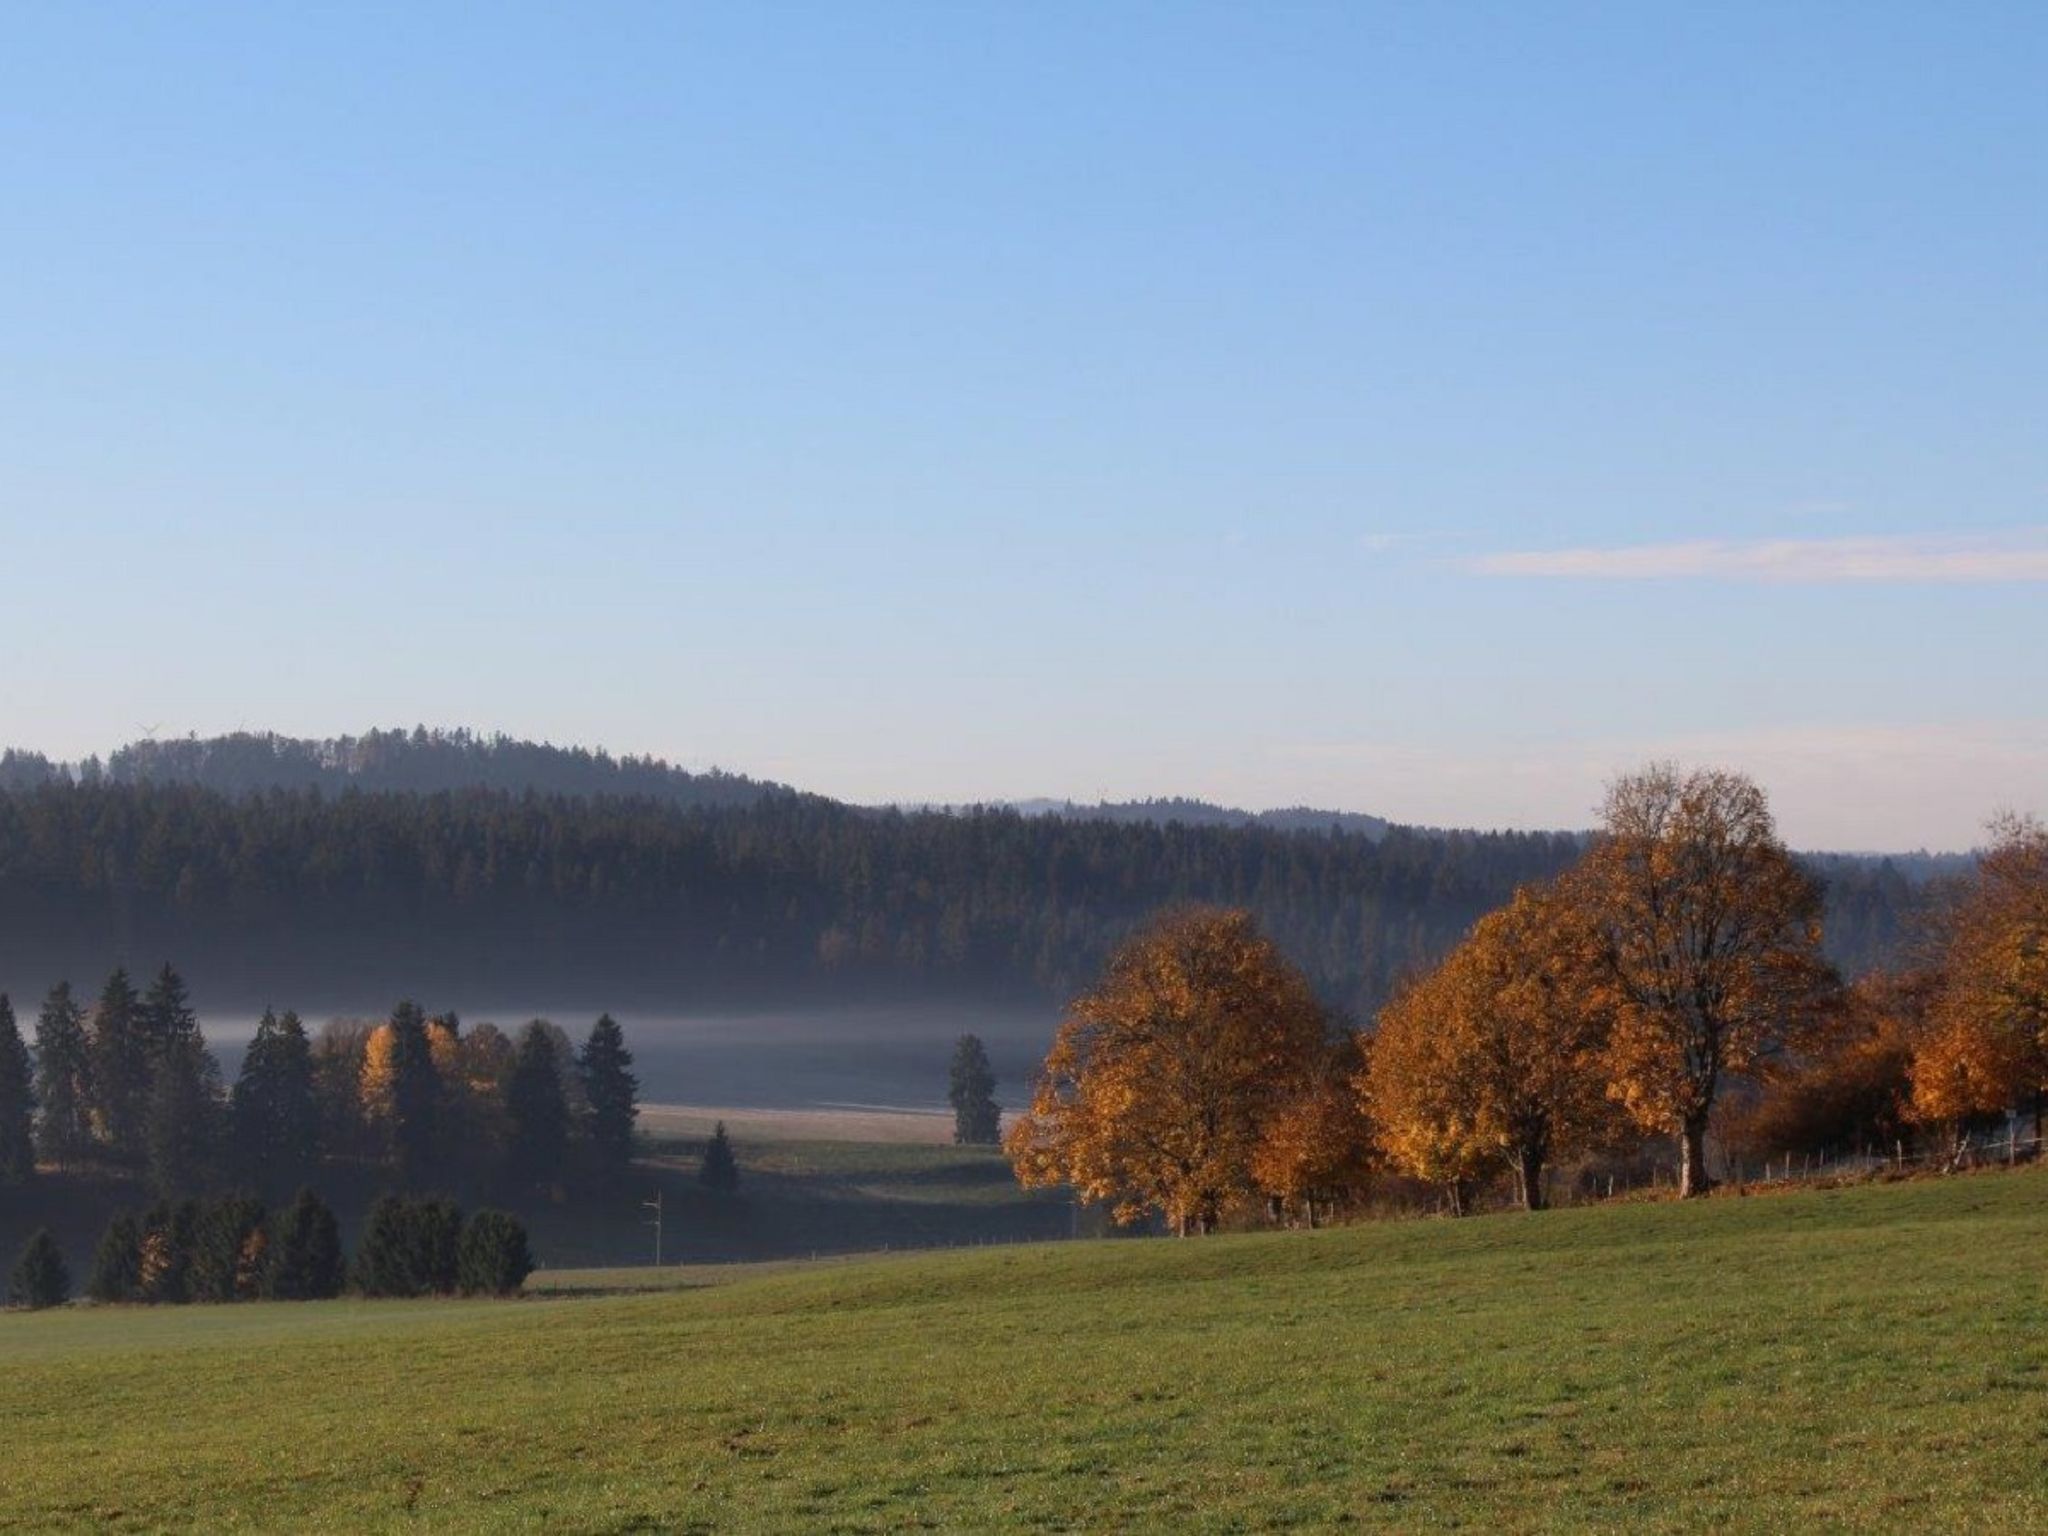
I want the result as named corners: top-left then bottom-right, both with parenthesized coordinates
top-left (1731, 1126), bottom-right (2044, 1186)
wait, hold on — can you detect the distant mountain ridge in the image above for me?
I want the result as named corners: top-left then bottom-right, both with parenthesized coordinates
top-left (996, 796), bottom-right (1394, 839)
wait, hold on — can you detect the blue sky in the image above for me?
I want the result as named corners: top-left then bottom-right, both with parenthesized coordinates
top-left (2, 3), bottom-right (2044, 848)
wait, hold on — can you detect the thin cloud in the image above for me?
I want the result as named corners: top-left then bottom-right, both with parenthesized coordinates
top-left (1471, 531), bottom-right (2048, 583)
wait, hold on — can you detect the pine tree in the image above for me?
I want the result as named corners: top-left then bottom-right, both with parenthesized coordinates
top-left (32, 982), bottom-right (94, 1169)
top-left (0, 994), bottom-right (35, 1183)
top-left (506, 1022), bottom-right (569, 1189)
top-left (699, 1121), bottom-right (739, 1194)
top-left (577, 1014), bottom-right (638, 1178)
top-left (7, 1228), bottom-right (70, 1309)
top-left (87, 1212), bottom-right (143, 1303)
top-left (457, 1209), bottom-right (534, 1296)
top-left (145, 1036), bottom-right (223, 1196)
top-left (948, 1033), bottom-right (1001, 1146)
top-left (89, 968), bottom-right (149, 1160)
top-left (265, 1187), bottom-right (346, 1300)
top-left (231, 1009), bottom-right (317, 1191)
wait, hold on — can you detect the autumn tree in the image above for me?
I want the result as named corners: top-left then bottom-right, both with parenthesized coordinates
top-left (948, 1033), bottom-right (1001, 1146)
top-left (1006, 906), bottom-right (1330, 1235)
top-left (1727, 969), bottom-right (1924, 1163)
top-left (1251, 1033), bottom-right (1375, 1226)
top-left (1919, 813), bottom-right (2048, 1150)
top-left (1573, 765), bottom-right (1840, 1196)
top-left (1364, 884), bottom-right (1618, 1211)
top-left (0, 994), bottom-right (34, 1184)
top-left (32, 983), bottom-right (94, 1169)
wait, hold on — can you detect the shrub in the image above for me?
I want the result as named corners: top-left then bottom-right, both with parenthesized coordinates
top-left (266, 1187), bottom-right (346, 1300)
top-left (7, 1228), bottom-right (70, 1309)
top-left (457, 1209), bottom-right (535, 1296)
top-left (353, 1194), bottom-right (463, 1297)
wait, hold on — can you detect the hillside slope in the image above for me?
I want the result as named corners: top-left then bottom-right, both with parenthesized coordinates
top-left (3, 1168), bottom-right (2042, 1531)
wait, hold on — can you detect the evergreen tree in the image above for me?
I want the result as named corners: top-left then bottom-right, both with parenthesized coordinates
top-left (577, 1013), bottom-right (639, 1178)
top-left (0, 994), bottom-right (35, 1183)
top-left (947, 1033), bottom-right (1002, 1146)
top-left (87, 1212), bottom-right (143, 1302)
top-left (145, 1036), bottom-right (223, 1196)
top-left (456, 1209), bottom-right (534, 1296)
top-left (353, 1194), bottom-right (463, 1297)
top-left (188, 1196), bottom-right (268, 1303)
top-left (136, 1199), bottom-right (200, 1303)
top-left (369, 1002), bottom-right (443, 1185)
top-left (89, 968), bottom-right (149, 1160)
top-left (7, 1228), bottom-right (70, 1309)
top-left (32, 982), bottom-right (94, 1169)
top-left (141, 963), bottom-right (202, 1059)
top-left (699, 1120), bottom-right (739, 1194)
top-left (506, 1022), bottom-right (569, 1188)
top-left (230, 1008), bottom-right (317, 1191)
top-left (265, 1187), bottom-right (346, 1300)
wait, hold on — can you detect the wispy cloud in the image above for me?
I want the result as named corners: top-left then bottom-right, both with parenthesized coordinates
top-left (1471, 530), bottom-right (2048, 583)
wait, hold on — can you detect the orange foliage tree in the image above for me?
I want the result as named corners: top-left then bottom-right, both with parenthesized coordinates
top-left (1915, 813), bottom-right (2048, 1153)
top-left (1572, 765), bottom-right (1840, 1197)
top-left (1250, 1033), bottom-right (1375, 1227)
top-left (1005, 906), bottom-right (1330, 1235)
top-left (1361, 884), bottom-right (1615, 1211)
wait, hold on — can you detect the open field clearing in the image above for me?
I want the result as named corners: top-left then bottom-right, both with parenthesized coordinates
top-left (637, 1102), bottom-right (968, 1145)
top-left (3, 1167), bottom-right (2043, 1532)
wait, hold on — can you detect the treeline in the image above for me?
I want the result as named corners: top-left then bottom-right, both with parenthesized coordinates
top-left (6, 1189), bottom-right (534, 1310)
top-left (1009, 769), bottom-right (2045, 1230)
top-left (0, 968), bottom-right (640, 1203)
top-left (0, 778), bottom-right (1924, 1014)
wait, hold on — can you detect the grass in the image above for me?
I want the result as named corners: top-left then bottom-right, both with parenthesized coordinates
top-left (2, 1166), bottom-right (2044, 1532)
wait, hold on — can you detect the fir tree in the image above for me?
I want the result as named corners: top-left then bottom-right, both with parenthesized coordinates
top-left (948, 1033), bottom-right (1002, 1146)
top-left (7, 1228), bottom-right (70, 1309)
top-left (699, 1120), bottom-right (740, 1194)
top-left (141, 963), bottom-right (202, 1059)
top-left (230, 1008), bottom-right (317, 1191)
top-left (32, 982), bottom-right (94, 1169)
top-left (506, 1022), bottom-right (569, 1189)
top-left (0, 994), bottom-right (35, 1183)
top-left (456, 1209), bottom-right (534, 1296)
top-left (371, 1002), bottom-right (443, 1185)
top-left (266, 1187), bottom-right (346, 1300)
top-left (145, 1037), bottom-right (223, 1196)
top-left (577, 1013), bottom-right (638, 1178)
top-left (87, 1212), bottom-right (143, 1303)
top-left (89, 968), bottom-right (149, 1161)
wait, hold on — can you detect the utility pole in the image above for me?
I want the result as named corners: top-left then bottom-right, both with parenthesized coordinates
top-left (642, 1189), bottom-right (664, 1267)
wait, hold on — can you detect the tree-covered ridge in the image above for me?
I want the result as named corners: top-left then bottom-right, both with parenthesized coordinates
top-left (1, 727), bottom-right (799, 807)
top-left (0, 780), bottom-right (1925, 1012)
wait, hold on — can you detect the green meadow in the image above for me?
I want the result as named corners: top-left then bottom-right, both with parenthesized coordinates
top-left (3, 1167), bottom-right (2043, 1533)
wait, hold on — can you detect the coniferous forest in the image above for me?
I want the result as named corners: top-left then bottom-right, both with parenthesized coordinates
top-left (0, 732), bottom-right (1935, 1015)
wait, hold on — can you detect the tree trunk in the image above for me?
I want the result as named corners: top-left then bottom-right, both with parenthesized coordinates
top-left (1514, 1150), bottom-right (1547, 1211)
top-left (1678, 1115), bottom-right (1713, 1198)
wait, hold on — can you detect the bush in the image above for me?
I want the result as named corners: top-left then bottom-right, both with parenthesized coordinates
top-left (88, 1212), bottom-right (142, 1303)
top-left (353, 1194), bottom-right (463, 1297)
top-left (188, 1196), bottom-right (269, 1303)
top-left (7, 1228), bottom-right (70, 1309)
top-left (266, 1187), bottom-right (346, 1300)
top-left (457, 1209), bottom-right (535, 1296)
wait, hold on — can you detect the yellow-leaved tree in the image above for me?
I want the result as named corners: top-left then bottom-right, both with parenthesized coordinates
top-left (1250, 1033), bottom-right (1376, 1228)
top-left (1573, 764), bottom-right (1840, 1196)
top-left (1361, 883), bottom-right (1615, 1212)
top-left (1005, 906), bottom-right (1329, 1235)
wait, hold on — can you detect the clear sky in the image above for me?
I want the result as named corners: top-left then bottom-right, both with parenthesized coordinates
top-left (3, 4), bottom-right (2044, 850)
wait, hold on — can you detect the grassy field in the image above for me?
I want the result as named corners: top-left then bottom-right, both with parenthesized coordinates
top-left (2, 1167), bottom-right (2043, 1532)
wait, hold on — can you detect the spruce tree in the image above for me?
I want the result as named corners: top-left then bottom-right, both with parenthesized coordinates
top-left (948, 1033), bottom-right (1002, 1146)
top-left (88, 1212), bottom-right (143, 1303)
top-left (0, 994), bottom-right (35, 1183)
top-left (577, 1013), bottom-right (638, 1178)
top-left (141, 963), bottom-right (203, 1059)
top-left (266, 1187), bottom-right (345, 1300)
top-left (89, 968), bottom-right (149, 1161)
top-left (231, 1008), bottom-right (317, 1191)
top-left (33, 982), bottom-right (94, 1169)
top-left (506, 1022), bottom-right (569, 1189)
top-left (353, 1194), bottom-right (463, 1297)
top-left (456, 1209), bottom-right (534, 1296)
top-left (145, 1036), bottom-right (223, 1196)
top-left (7, 1228), bottom-right (70, 1309)
top-left (136, 1199), bottom-right (199, 1303)
top-left (188, 1196), bottom-right (268, 1302)
top-left (374, 1002), bottom-right (442, 1185)
top-left (699, 1121), bottom-right (739, 1194)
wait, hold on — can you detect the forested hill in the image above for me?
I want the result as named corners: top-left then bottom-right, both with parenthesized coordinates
top-left (0, 728), bottom-right (798, 809)
top-left (0, 779), bottom-right (1929, 1016)
top-left (1003, 797), bottom-right (1393, 838)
